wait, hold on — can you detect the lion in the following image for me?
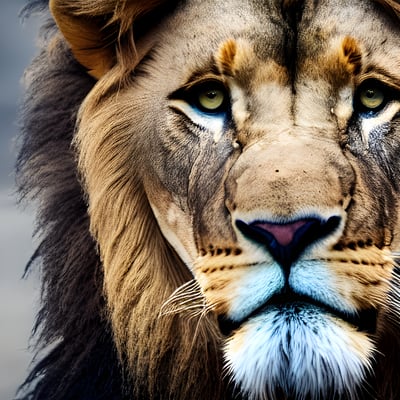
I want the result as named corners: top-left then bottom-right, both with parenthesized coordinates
top-left (16, 0), bottom-right (400, 399)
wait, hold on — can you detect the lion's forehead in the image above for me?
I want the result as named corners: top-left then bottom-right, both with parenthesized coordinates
top-left (155, 0), bottom-right (400, 89)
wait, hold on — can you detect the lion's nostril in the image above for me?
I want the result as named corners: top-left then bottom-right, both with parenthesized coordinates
top-left (236, 216), bottom-right (341, 272)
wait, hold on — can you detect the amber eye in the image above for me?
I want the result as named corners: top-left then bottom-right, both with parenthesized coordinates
top-left (359, 86), bottom-right (384, 110)
top-left (193, 81), bottom-right (228, 113)
top-left (198, 88), bottom-right (225, 110)
top-left (355, 80), bottom-right (390, 113)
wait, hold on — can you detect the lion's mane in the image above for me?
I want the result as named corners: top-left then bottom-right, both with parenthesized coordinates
top-left (17, 1), bottom-right (228, 399)
top-left (17, 3), bottom-right (123, 399)
top-left (15, 1), bottom-right (400, 400)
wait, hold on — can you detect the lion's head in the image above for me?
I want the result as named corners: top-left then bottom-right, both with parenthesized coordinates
top-left (18, 0), bottom-right (400, 399)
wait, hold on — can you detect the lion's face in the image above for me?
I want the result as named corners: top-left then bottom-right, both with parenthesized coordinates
top-left (135, 1), bottom-right (400, 397)
top-left (51, 0), bottom-right (400, 398)
top-left (132, 1), bottom-right (400, 398)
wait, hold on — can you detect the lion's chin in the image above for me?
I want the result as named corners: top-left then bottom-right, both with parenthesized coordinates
top-left (224, 304), bottom-right (375, 400)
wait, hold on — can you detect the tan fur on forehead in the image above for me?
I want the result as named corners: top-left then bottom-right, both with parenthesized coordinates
top-left (216, 39), bottom-right (237, 76)
top-left (215, 38), bottom-right (258, 81)
top-left (216, 38), bottom-right (289, 87)
top-left (340, 36), bottom-right (362, 75)
top-left (302, 36), bottom-right (363, 89)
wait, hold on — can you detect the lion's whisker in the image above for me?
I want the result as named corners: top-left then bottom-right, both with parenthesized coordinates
top-left (160, 279), bottom-right (208, 318)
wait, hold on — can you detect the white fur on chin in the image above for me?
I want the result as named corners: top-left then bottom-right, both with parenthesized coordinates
top-left (224, 304), bottom-right (374, 400)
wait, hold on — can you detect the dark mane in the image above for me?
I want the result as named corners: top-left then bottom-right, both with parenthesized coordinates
top-left (16, 2), bottom-right (125, 399)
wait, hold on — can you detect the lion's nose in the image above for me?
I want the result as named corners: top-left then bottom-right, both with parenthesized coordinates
top-left (236, 216), bottom-right (341, 275)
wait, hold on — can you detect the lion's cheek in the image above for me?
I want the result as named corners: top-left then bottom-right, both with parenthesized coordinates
top-left (224, 309), bottom-right (375, 399)
top-left (145, 186), bottom-right (198, 268)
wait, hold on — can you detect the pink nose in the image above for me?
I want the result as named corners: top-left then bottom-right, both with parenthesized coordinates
top-left (236, 216), bottom-right (341, 272)
top-left (252, 220), bottom-right (309, 247)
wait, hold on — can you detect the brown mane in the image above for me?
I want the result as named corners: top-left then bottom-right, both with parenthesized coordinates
top-left (376, 0), bottom-right (400, 19)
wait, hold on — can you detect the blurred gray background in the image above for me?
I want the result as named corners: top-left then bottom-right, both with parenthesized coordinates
top-left (1, 1), bottom-right (41, 399)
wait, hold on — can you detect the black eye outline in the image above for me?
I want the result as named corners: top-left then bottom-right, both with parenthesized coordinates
top-left (354, 79), bottom-right (397, 115)
top-left (184, 80), bottom-right (230, 115)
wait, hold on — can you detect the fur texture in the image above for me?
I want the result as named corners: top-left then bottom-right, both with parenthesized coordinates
top-left (16, 1), bottom-right (400, 399)
top-left (16, 4), bottom-right (125, 400)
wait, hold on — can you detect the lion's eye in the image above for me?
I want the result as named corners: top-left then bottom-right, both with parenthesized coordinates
top-left (168, 80), bottom-right (230, 132)
top-left (193, 82), bottom-right (228, 114)
top-left (355, 80), bottom-right (391, 114)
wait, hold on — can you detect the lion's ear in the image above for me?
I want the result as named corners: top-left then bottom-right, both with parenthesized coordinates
top-left (49, 0), bottom-right (167, 79)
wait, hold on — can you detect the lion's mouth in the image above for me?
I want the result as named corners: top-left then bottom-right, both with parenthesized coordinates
top-left (218, 290), bottom-right (377, 336)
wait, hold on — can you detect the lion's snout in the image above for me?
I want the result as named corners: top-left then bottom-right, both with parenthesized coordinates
top-left (225, 135), bottom-right (355, 220)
